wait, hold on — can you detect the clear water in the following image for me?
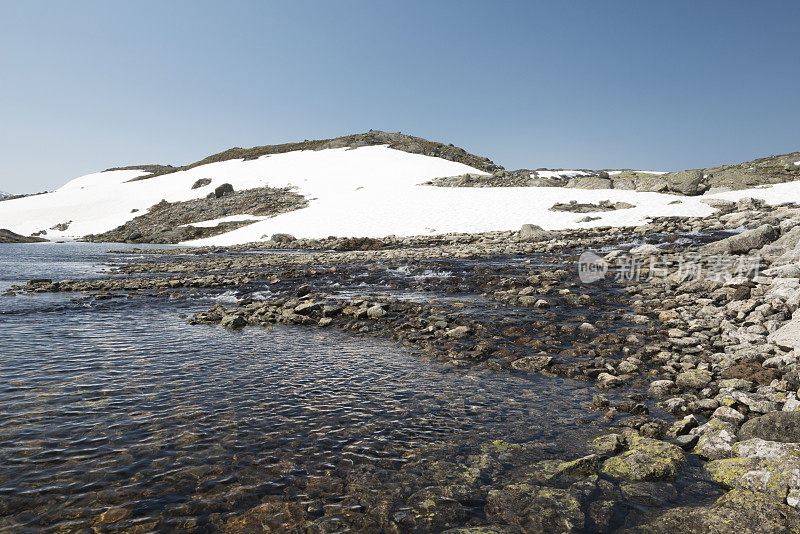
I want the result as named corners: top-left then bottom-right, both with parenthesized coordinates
top-left (0, 243), bottom-right (609, 532)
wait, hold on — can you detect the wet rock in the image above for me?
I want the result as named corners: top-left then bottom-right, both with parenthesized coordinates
top-left (485, 483), bottom-right (584, 533)
top-left (591, 434), bottom-right (624, 455)
top-left (620, 481), bottom-right (678, 507)
top-left (597, 373), bottom-right (623, 389)
top-left (601, 435), bottom-right (685, 481)
top-left (649, 380), bottom-right (675, 398)
top-left (220, 314), bottom-right (246, 329)
top-left (674, 434), bottom-right (699, 450)
top-left (510, 356), bottom-right (553, 373)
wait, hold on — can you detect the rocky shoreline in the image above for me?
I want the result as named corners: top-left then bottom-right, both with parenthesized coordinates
top-left (12, 198), bottom-right (800, 532)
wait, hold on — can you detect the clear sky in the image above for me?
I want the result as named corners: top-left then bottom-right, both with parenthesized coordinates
top-left (1, 1), bottom-right (799, 193)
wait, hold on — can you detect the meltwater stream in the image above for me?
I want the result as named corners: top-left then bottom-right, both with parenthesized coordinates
top-left (0, 243), bottom-right (613, 532)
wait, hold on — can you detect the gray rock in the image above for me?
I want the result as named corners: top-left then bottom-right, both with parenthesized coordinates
top-left (703, 224), bottom-right (779, 255)
top-left (666, 169), bottom-right (706, 195)
top-left (366, 305), bottom-right (387, 319)
top-left (445, 325), bottom-right (471, 339)
top-left (519, 224), bottom-right (552, 241)
top-left (769, 320), bottom-right (800, 351)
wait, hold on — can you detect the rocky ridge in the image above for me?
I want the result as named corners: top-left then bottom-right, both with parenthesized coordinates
top-left (107, 130), bottom-right (502, 182)
top-left (426, 152), bottom-right (800, 196)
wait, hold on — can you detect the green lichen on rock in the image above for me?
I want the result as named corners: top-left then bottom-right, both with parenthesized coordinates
top-left (675, 369), bottom-right (713, 389)
top-left (632, 488), bottom-right (800, 533)
top-left (601, 435), bottom-right (685, 481)
top-left (591, 433), bottom-right (624, 455)
top-left (705, 457), bottom-right (766, 488)
top-left (485, 484), bottom-right (584, 533)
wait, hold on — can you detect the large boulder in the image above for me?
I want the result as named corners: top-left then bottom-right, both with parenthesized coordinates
top-left (702, 224), bottom-right (779, 255)
top-left (769, 320), bottom-right (800, 351)
top-left (519, 224), bottom-right (552, 241)
top-left (565, 176), bottom-right (613, 189)
top-left (740, 412), bottom-right (800, 443)
top-left (666, 169), bottom-right (706, 195)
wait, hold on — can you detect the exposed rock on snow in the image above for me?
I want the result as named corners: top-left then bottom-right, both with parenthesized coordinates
top-left (0, 229), bottom-right (48, 243)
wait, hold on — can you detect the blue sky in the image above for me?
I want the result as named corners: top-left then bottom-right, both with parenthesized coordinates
top-left (1, 1), bottom-right (798, 193)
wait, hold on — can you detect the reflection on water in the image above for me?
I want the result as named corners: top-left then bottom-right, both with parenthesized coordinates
top-left (0, 293), bottom-right (606, 532)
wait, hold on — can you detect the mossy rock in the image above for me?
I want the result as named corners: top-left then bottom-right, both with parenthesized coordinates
top-left (601, 436), bottom-right (685, 481)
top-left (630, 488), bottom-right (800, 533)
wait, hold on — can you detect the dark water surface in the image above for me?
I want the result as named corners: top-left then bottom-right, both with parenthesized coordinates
top-left (0, 243), bottom-right (609, 532)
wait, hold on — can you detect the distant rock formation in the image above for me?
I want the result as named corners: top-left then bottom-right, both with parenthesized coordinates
top-left (0, 229), bottom-right (47, 243)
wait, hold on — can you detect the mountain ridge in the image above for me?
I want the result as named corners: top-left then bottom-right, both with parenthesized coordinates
top-left (106, 130), bottom-right (503, 181)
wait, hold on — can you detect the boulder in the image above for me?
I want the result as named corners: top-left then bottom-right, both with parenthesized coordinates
top-left (634, 488), bottom-right (800, 533)
top-left (270, 233), bottom-right (296, 244)
top-left (691, 418), bottom-right (738, 460)
top-left (675, 369), bottom-right (713, 389)
top-left (519, 224), bottom-right (552, 241)
top-left (666, 169), bottom-right (706, 195)
top-left (213, 183), bottom-right (234, 198)
top-left (601, 435), bottom-right (685, 481)
top-left (565, 176), bottom-right (613, 189)
top-left (220, 314), bottom-right (246, 329)
top-left (740, 412), bottom-right (800, 443)
top-left (769, 320), bottom-right (800, 351)
top-left (702, 224), bottom-right (778, 255)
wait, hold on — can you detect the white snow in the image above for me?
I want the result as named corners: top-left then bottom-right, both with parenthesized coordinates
top-left (0, 146), bottom-right (486, 239)
top-left (2, 144), bottom-right (799, 246)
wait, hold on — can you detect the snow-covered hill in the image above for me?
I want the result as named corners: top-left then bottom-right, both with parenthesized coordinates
top-left (0, 140), bottom-right (796, 245)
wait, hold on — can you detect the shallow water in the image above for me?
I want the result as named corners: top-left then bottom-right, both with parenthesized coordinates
top-left (0, 243), bottom-right (612, 532)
